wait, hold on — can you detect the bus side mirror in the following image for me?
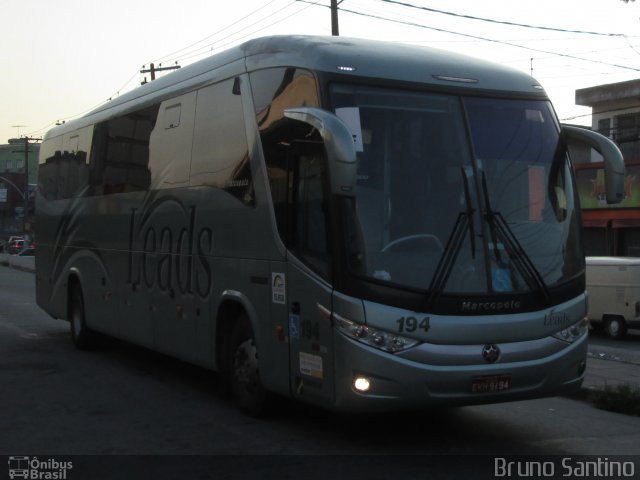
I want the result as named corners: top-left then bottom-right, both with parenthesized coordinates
top-left (562, 125), bottom-right (625, 204)
top-left (284, 107), bottom-right (357, 196)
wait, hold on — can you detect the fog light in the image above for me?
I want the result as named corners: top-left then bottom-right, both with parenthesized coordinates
top-left (353, 376), bottom-right (371, 393)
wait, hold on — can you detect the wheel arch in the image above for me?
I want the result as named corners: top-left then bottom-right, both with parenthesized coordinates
top-left (214, 290), bottom-right (261, 372)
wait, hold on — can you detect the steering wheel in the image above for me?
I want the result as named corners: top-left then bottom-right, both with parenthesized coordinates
top-left (381, 234), bottom-right (444, 254)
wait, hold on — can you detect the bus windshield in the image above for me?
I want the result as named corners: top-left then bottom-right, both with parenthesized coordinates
top-left (331, 85), bottom-right (583, 296)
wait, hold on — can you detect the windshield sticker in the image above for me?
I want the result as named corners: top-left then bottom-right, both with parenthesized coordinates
top-left (272, 273), bottom-right (286, 304)
top-left (373, 269), bottom-right (391, 281)
top-left (336, 107), bottom-right (364, 152)
top-left (299, 352), bottom-right (323, 379)
top-left (491, 266), bottom-right (513, 292)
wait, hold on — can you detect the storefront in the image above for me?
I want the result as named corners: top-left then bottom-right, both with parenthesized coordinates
top-left (576, 162), bottom-right (640, 256)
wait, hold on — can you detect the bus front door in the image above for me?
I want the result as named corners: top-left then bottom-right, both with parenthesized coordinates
top-left (287, 263), bottom-right (335, 406)
top-left (286, 142), bottom-right (335, 406)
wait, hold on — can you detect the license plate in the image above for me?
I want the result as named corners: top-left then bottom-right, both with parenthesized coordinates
top-left (471, 374), bottom-right (512, 393)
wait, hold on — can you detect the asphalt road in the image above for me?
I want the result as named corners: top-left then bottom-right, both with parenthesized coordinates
top-left (589, 328), bottom-right (640, 364)
top-left (1, 266), bottom-right (639, 479)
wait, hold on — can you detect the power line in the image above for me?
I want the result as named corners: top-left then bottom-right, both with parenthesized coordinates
top-left (179, 0), bottom-right (324, 58)
top-left (26, 73), bottom-right (139, 138)
top-left (152, 0), bottom-right (322, 66)
top-left (376, 0), bottom-right (626, 37)
top-left (306, 1), bottom-right (640, 73)
top-left (624, 35), bottom-right (640, 56)
top-left (152, 0), bottom-right (282, 65)
top-left (168, 0), bottom-right (322, 65)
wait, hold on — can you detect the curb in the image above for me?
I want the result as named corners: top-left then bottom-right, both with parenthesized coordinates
top-left (0, 256), bottom-right (35, 274)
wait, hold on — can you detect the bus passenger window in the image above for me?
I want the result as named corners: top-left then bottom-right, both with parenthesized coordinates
top-left (250, 67), bottom-right (319, 132)
top-left (89, 104), bottom-right (159, 195)
top-left (190, 78), bottom-right (254, 205)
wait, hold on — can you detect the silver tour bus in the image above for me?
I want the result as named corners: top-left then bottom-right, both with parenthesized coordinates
top-left (35, 36), bottom-right (624, 415)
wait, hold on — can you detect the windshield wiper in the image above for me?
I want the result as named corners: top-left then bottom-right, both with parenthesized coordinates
top-left (426, 168), bottom-right (476, 307)
top-left (480, 172), bottom-right (551, 302)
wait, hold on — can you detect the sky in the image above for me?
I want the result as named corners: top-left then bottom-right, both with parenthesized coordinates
top-left (2, 0), bottom-right (640, 144)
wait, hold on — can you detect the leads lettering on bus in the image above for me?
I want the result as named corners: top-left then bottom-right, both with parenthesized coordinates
top-left (127, 205), bottom-right (213, 298)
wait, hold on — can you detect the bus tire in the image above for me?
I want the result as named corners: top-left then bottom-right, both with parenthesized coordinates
top-left (604, 315), bottom-right (627, 340)
top-left (229, 316), bottom-right (268, 416)
top-left (69, 283), bottom-right (94, 350)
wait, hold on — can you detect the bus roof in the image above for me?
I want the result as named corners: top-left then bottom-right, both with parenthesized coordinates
top-left (46, 35), bottom-right (546, 138)
top-left (243, 35), bottom-right (544, 95)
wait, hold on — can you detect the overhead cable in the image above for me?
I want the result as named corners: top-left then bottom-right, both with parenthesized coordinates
top-left (172, 0), bottom-right (321, 64)
top-left (306, 2), bottom-right (640, 72)
top-left (152, 0), bottom-right (283, 65)
top-left (377, 0), bottom-right (626, 37)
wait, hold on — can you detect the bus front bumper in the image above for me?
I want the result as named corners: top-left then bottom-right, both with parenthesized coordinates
top-left (330, 330), bottom-right (588, 412)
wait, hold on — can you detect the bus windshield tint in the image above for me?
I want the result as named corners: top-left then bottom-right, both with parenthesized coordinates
top-left (331, 85), bottom-right (583, 295)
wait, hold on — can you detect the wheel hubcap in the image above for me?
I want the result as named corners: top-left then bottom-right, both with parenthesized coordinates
top-left (609, 321), bottom-right (620, 336)
top-left (234, 339), bottom-right (259, 393)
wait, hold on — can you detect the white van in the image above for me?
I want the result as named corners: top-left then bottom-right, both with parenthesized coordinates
top-left (585, 256), bottom-right (640, 339)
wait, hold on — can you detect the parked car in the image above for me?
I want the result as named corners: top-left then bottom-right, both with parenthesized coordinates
top-left (8, 239), bottom-right (25, 254)
top-left (585, 256), bottom-right (640, 339)
top-left (17, 243), bottom-right (35, 256)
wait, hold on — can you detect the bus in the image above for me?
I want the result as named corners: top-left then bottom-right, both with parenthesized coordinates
top-left (8, 456), bottom-right (29, 479)
top-left (35, 35), bottom-right (625, 415)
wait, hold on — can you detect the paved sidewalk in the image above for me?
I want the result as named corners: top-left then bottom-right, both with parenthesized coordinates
top-left (0, 253), bottom-right (34, 273)
top-left (583, 353), bottom-right (640, 391)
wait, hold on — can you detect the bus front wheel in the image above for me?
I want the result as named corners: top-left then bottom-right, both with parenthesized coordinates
top-left (229, 317), bottom-right (268, 416)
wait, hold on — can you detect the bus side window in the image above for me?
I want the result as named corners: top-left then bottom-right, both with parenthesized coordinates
top-left (150, 94), bottom-right (194, 189)
top-left (38, 128), bottom-right (92, 200)
top-left (190, 78), bottom-right (254, 205)
top-left (90, 104), bottom-right (159, 195)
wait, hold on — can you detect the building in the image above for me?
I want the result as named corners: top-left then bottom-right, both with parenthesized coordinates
top-left (0, 142), bottom-right (39, 239)
top-left (575, 79), bottom-right (640, 256)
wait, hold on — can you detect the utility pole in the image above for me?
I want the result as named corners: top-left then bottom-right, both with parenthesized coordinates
top-left (331, 0), bottom-right (340, 36)
top-left (140, 62), bottom-right (181, 84)
top-left (8, 136), bottom-right (41, 236)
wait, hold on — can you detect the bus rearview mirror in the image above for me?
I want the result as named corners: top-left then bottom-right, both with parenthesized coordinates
top-left (284, 107), bottom-right (357, 196)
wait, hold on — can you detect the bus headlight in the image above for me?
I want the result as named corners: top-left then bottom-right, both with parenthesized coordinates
top-left (552, 317), bottom-right (589, 343)
top-left (333, 313), bottom-right (420, 353)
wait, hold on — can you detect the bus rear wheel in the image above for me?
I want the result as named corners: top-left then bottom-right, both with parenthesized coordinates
top-left (69, 283), bottom-right (94, 350)
top-left (229, 317), bottom-right (268, 416)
